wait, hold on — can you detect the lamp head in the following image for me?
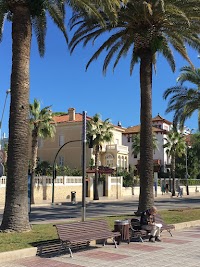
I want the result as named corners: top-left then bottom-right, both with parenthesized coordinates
top-left (6, 89), bottom-right (11, 94)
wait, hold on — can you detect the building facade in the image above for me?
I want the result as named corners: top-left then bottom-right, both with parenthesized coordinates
top-left (122, 114), bottom-right (172, 173)
top-left (36, 108), bottom-right (129, 171)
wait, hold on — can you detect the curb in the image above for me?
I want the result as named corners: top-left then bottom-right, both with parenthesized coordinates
top-left (174, 219), bottom-right (200, 230)
top-left (0, 247), bottom-right (37, 263)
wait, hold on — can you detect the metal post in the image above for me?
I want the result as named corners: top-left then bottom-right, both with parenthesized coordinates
top-left (82, 111), bottom-right (87, 221)
top-left (51, 139), bottom-right (81, 205)
top-left (186, 146), bottom-right (189, 195)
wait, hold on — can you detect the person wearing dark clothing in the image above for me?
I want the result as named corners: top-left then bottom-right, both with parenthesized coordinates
top-left (140, 206), bottom-right (162, 242)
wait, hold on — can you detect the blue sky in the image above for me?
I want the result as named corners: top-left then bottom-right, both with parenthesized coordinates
top-left (0, 14), bottom-right (200, 138)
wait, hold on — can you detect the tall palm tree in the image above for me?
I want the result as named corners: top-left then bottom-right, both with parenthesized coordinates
top-left (163, 128), bottom-right (186, 196)
top-left (87, 114), bottom-right (113, 200)
top-left (163, 66), bottom-right (200, 130)
top-left (29, 99), bottom-right (55, 204)
top-left (69, 0), bottom-right (200, 212)
top-left (0, 0), bottom-right (122, 232)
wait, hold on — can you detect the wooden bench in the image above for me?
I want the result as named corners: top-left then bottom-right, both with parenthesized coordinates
top-left (155, 214), bottom-right (175, 237)
top-left (54, 220), bottom-right (121, 257)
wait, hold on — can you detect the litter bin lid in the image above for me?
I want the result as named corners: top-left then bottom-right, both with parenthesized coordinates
top-left (114, 220), bottom-right (129, 225)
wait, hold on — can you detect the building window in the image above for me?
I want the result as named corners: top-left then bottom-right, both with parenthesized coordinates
top-left (134, 154), bottom-right (137, 158)
top-left (124, 157), bottom-right (127, 168)
top-left (59, 135), bottom-right (65, 147)
top-left (105, 154), bottom-right (114, 167)
top-left (127, 136), bottom-right (131, 142)
top-left (59, 156), bottom-right (64, 166)
top-left (122, 156), bottom-right (124, 168)
top-left (118, 156), bottom-right (121, 167)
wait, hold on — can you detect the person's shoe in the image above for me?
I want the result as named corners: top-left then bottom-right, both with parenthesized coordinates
top-left (155, 237), bottom-right (162, 242)
top-left (149, 236), bottom-right (155, 243)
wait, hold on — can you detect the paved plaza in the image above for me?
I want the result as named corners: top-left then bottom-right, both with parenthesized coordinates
top-left (2, 226), bottom-right (200, 267)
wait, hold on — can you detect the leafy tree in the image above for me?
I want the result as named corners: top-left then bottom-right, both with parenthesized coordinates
top-left (188, 133), bottom-right (200, 179)
top-left (163, 128), bottom-right (186, 196)
top-left (29, 99), bottom-right (56, 204)
top-left (69, 0), bottom-right (200, 212)
top-left (87, 114), bottom-right (113, 200)
top-left (0, 0), bottom-right (124, 232)
top-left (163, 67), bottom-right (200, 130)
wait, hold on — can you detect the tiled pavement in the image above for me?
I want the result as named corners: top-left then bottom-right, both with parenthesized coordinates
top-left (2, 227), bottom-right (200, 267)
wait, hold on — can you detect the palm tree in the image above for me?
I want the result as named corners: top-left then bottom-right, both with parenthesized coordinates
top-left (87, 114), bottom-right (113, 200)
top-left (69, 0), bottom-right (200, 212)
top-left (163, 128), bottom-right (186, 196)
top-left (29, 99), bottom-right (55, 204)
top-left (163, 66), bottom-right (200, 130)
top-left (0, 0), bottom-right (122, 232)
top-left (132, 133), bottom-right (158, 157)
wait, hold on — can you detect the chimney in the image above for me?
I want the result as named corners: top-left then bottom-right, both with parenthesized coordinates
top-left (68, 108), bottom-right (75, 121)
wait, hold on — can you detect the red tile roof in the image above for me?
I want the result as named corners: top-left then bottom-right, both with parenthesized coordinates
top-left (53, 113), bottom-right (91, 123)
top-left (124, 125), bottom-right (164, 134)
top-left (152, 114), bottom-right (172, 125)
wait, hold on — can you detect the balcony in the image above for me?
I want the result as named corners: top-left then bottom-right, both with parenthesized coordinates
top-left (106, 144), bottom-right (128, 154)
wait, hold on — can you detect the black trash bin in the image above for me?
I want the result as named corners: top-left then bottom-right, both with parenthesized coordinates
top-left (71, 191), bottom-right (76, 204)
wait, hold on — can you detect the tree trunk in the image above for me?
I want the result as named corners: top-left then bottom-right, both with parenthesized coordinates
top-left (1, 5), bottom-right (31, 232)
top-left (94, 148), bottom-right (99, 200)
top-left (171, 155), bottom-right (176, 196)
top-left (30, 128), bottom-right (38, 204)
top-left (198, 110), bottom-right (200, 132)
top-left (138, 50), bottom-right (154, 213)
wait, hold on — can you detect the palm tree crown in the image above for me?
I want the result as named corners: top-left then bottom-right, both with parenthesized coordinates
top-left (69, 0), bottom-right (200, 212)
top-left (163, 66), bottom-right (200, 130)
top-left (132, 133), bottom-right (158, 157)
top-left (29, 99), bottom-right (56, 204)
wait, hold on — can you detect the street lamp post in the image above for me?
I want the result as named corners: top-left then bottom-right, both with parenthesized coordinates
top-left (51, 139), bottom-right (81, 205)
top-left (185, 146), bottom-right (189, 195)
top-left (0, 89), bottom-right (11, 150)
top-left (51, 111), bottom-right (87, 222)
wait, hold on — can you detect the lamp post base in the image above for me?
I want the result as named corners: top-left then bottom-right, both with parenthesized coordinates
top-left (186, 185), bottom-right (189, 195)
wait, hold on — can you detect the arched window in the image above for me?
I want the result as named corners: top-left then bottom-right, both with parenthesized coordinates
top-left (122, 156), bottom-right (124, 168)
top-left (118, 156), bottom-right (121, 167)
top-left (105, 154), bottom-right (114, 167)
top-left (124, 157), bottom-right (127, 169)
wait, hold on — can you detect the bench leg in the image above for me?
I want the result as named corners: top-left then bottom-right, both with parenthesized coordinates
top-left (69, 247), bottom-right (73, 258)
top-left (112, 238), bottom-right (118, 248)
top-left (103, 239), bottom-right (106, 246)
top-left (168, 230), bottom-right (173, 237)
top-left (139, 236), bottom-right (144, 242)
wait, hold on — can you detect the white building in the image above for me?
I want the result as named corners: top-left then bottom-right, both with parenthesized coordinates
top-left (122, 114), bottom-right (172, 173)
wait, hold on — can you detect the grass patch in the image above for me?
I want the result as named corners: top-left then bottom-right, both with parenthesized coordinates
top-left (0, 208), bottom-right (200, 253)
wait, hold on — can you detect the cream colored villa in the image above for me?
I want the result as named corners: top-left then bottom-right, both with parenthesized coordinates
top-left (37, 108), bottom-right (129, 170)
top-left (122, 114), bottom-right (172, 173)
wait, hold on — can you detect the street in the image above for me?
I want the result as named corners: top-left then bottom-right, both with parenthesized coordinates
top-left (1, 195), bottom-right (199, 224)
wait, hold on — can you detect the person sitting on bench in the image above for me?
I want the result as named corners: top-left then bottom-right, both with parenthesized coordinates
top-left (140, 206), bottom-right (162, 242)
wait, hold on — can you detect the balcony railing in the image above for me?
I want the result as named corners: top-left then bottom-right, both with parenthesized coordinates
top-left (106, 144), bottom-right (128, 153)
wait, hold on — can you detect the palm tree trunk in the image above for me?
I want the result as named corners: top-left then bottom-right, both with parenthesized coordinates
top-left (138, 50), bottom-right (154, 213)
top-left (171, 155), bottom-right (176, 196)
top-left (1, 5), bottom-right (31, 231)
top-left (94, 148), bottom-right (99, 200)
top-left (31, 129), bottom-right (38, 204)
